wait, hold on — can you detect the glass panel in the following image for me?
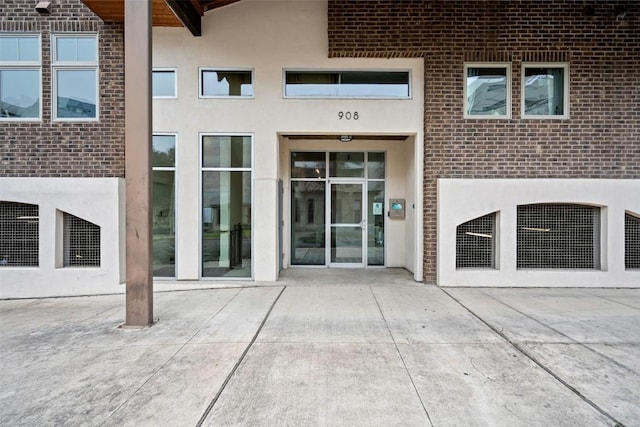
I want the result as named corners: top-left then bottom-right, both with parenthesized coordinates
top-left (56, 37), bottom-right (96, 62)
top-left (367, 152), bottom-right (385, 179)
top-left (291, 152), bottom-right (325, 178)
top-left (466, 67), bottom-right (508, 116)
top-left (331, 183), bottom-right (362, 224)
top-left (524, 67), bottom-right (565, 116)
top-left (202, 135), bottom-right (251, 168)
top-left (56, 69), bottom-right (96, 118)
top-left (152, 70), bottom-right (176, 97)
top-left (285, 71), bottom-right (409, 98)
top-left (152, 135), bottom-right (176, 167)
top-left (0, 69), bottom-right (39, 118)
top-left (291, 181), bottom-right (325, 265)
top-left (329, 152), bottom-right (364, 177)
top-left (367, 181), bottom-right (384, 266)
top-left (331, 227), bottom-right (362, 263)
top-left (0, 36), bottom-right (39, 61)
top-left (201, 70), bottom-right (253, 96)
top-left (153, 170), bottom-right (175, 277)
top-left (202, 171), bottom-right (251, 277)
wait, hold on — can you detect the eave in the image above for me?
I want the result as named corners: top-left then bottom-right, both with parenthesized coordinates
top-left (81, 0), bottom-right (242, 36)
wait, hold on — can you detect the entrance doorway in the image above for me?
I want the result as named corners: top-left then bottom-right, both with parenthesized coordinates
top-left (290, 151), bottom-right (385, 267)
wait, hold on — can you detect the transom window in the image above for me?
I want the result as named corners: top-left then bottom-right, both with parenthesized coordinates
top-left (200, 69), bottom-right (253, 97)
top-left (464, 63), bottom-right (511, 118)
top-left (52, 34), bottom-right (98, 120)
top-left (152, 68), bottom-right (177, 98)
top-left (0, 34), bottom-right (41, 120)
top-left (284, 70), bottom-right (410, 98)
top-left (522, 63), bottom-right (569, 118)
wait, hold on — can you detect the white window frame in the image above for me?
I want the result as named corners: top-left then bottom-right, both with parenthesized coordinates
top-left (464, 63), bottom-right (511, 119)
top-left (51, 33), bottom-right (99, 121)
top-left (152, 68), bottom-right (177, 99)
top-left (282, 68), bottom-right (412, 99)
top-left (0, 33), bottom-right (42, 121)
top-left (199, 68), bottom-right (254, 99)
top-left (521, 62), bottom-right (569, 119)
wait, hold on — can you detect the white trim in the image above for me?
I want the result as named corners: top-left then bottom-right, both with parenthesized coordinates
top-left (198, 67), bottom-right (255, 99)
top-left (464, 62), bottom-right (512, 119)
top-left (0, 33), bottom-right (42, 122)
top-left (282, 68), bottom-right (413, 100)
top-left (51, 33), bottom-right (99, 121)
top-left (521, 62), bottom-right (570, 119)
top-left (152, 68), bottom-right (178, 99)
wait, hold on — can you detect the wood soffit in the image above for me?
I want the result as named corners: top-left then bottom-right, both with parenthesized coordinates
top-left (81, 0), bottom-right (242, 35)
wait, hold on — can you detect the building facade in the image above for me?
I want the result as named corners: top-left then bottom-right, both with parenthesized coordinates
top-left (1, 0), bottom-right (638, 298)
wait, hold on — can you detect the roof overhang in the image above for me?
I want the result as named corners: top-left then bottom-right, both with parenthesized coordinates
top-left (81, 0), bottom-right (242, 36)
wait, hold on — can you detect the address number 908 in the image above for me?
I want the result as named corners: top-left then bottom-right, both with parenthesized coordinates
top-left (338, 111), bottom-right (359, 120)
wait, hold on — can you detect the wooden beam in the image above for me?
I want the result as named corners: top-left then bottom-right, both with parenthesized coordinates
top-left (165, 0), bottom-right (202, 36)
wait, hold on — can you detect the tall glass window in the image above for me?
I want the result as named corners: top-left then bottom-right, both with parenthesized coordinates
top-left (367, 153), bottom-right (385, 266)
top-left (522, 64), bottom-right (568, 118)
top-left (465, 64), bottom-right (511, 118)
top-left (0, 34), bottom-right (41, 120)
top-left (202, 135), bottom-right (252, 278)
top-left (52, 34), bottom-right (98, 119)
top-left (153, 134), bottom-right (176, 277)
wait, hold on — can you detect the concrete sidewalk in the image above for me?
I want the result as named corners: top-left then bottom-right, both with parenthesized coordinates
top-left (1, 272), bottom-right (639, 426)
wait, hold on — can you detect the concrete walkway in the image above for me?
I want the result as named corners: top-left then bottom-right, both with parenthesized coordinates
top-left (1, 270), bottom-right (639, 426)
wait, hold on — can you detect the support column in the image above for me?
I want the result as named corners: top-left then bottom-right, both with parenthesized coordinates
top-left (125, 0), bottom-right (153, 326)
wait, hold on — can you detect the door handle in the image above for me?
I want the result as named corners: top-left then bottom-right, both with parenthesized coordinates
top-left (360, 219), bottom-right (366, 229)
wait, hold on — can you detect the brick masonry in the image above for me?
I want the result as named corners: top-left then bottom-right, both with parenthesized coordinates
top-left (328, 0), bottom-right (640, 282)
top-left (0, 0), bottom-right (124, 177)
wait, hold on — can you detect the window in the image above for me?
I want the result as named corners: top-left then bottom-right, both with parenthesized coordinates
top-left (201, 135), bottom-right (252, 277)
top-left (626, 212), bottom-right (640, 270)
top-left (63, 212), bottom-right (100, 267)
top-left (152, 68), bottom-right (177, 98)
top-left (200, 69), bottom-right (253, 97)
top-left (517, 204), bottom-right (600, 269)
top-left (456, 212), bottom-right (497, 269)
top-left (522, 63), bottom-right (568, 118)
top-left (465, 63), bottom-right (511, 118)
top-left (284, 70), bottom-right (410, 98)
top-left (0, 202), bottom-right (39, 267)
top-left (153, 134), bottom-right (176, 277)
top-left (0, 34), bottom-right (41, 120)
top-left (52, 34), bottom-right (98, 119)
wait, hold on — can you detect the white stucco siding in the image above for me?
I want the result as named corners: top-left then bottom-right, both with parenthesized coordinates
top-left (0, 178), bottom-right (125, 298)
top-left (438, 179), bottom-right (640, 287)
top-left (152, 0), bottom-right (424, 281)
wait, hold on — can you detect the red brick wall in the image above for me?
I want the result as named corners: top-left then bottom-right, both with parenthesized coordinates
top-left (328, 0), bottom-right (640, 282)
top-left (0, 0), bottom-right (124, 177)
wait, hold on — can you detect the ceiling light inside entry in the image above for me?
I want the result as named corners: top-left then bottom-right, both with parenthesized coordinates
top-left (338, 135), bottom-right (353, 143)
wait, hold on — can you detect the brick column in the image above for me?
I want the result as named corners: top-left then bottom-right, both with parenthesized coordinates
top-left (124, 0), bottom-right (153, 326)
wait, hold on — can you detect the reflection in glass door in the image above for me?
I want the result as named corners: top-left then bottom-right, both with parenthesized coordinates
top-left (330, 182), bottom-right (365, 266)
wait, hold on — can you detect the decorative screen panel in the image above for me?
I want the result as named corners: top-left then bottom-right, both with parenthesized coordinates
top-left (626, 213), bottom-right (640, 270)
top-left (517, 204), bottom-right (600, 269)
top-left (0, 202), bottom-right (39, 267)
top-left (63, 212), bottom-right (100, 267)
top-left (456, 212), bottom-right (496, 269)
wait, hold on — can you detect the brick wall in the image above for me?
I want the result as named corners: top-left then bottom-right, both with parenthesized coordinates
top-left (0, 0), bottom-right (124, 177)
top-left (328, 0), bottom-right (640, 282)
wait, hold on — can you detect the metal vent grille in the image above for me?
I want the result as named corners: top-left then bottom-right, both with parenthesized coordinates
top-left (456, 212), bottom-right (496, 269)
top-left (517, 204), bottom-right (600, 269)
top-left (0, 202), bottom-right (39, 267)
top-left (63, 212), bottom-right (100, 267)
top-left (626, 213), bottom-right (640, 270)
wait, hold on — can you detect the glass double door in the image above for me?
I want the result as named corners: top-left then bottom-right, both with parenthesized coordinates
top-left (290, 151), bottom-right (385, 268)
